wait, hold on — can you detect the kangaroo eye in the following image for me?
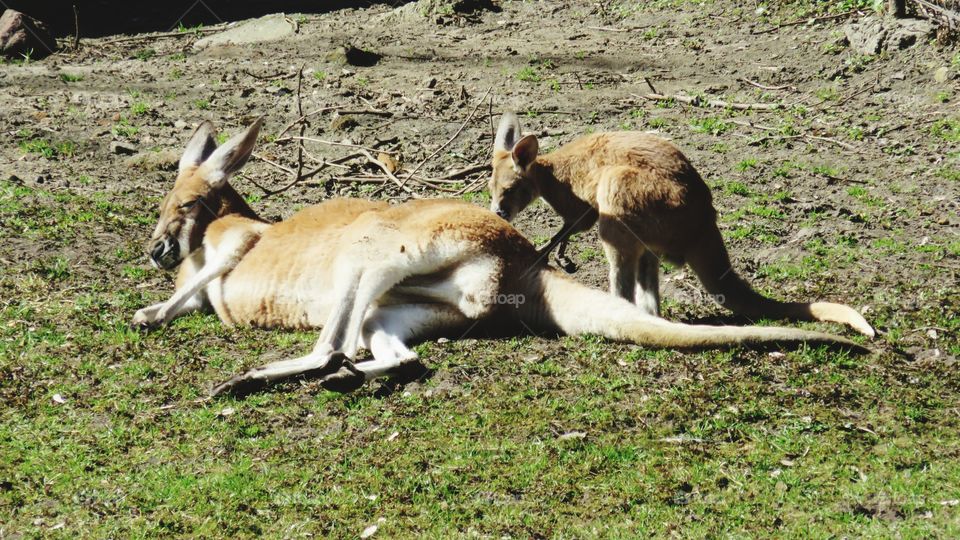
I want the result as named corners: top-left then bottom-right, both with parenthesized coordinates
top-left (179, 199), bottom-right (200, 210)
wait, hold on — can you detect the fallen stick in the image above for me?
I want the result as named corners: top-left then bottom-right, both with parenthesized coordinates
top-left (277, 136), bottom-right (398, 156)
top-left (633, 92), bottom-right (781, 111)
top-left (441, 163), bottom-right (490, 180)
top-left (274, 106), bottom-right (343, 140)
top-left (99, 26), bottom-right (222, 45)
top-left (739, 78), bottom-right (794, 91)
top-left (751, 9), bottom-right (860, 35)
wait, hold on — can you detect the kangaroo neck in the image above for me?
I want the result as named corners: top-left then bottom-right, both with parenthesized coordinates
top-left (218, 182), bottom-right (266, 223)
top-left (531, 155), bottom-right (597, 222)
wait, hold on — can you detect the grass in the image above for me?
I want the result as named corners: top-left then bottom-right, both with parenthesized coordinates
top-left (18, 138), bottom-right (77, 160)
top-left (0, 166), bottom-right (958, 537)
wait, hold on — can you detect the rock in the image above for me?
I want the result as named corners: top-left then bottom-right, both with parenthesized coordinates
top-left (124, 149), bottom-right (179, 171)
top-left (386, 0), bottom-right (501, 23)
top-left (843, 16), bottom-right (933, 55)
top-left (325, 44), bottom-right (381, 67)
top-left (329, 114), bottom-right (358, 132)
top-left (193, 13), bottom-right (297, 50)
top-left (934, 66), bottom-right (951, 83)
top-left (173, 120), bottom-right (188, 130)
top-left (0, 9), bottom-right (57, 59)
top-left (844, 17), bottom-right (887, 55)
top-left (888, 18), bottom-right (934, 50)
top-left (110, 141), bottom-right (137, 155)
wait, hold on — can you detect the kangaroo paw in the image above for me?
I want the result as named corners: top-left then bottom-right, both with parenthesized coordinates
top-left (210, 373), bottom-right (268, 398)
top-left (555, 253), bottom-right (578, 274)
top-left (318, 360), bottom-right (365, 393)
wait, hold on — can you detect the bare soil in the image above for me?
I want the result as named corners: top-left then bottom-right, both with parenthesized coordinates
top-left (3, 2), bottom-right (957, 349)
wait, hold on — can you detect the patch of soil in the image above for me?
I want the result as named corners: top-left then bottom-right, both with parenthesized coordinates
top-left (1, 2), bottom-right (958, 353)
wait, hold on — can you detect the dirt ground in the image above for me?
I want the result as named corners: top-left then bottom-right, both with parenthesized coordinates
top-left (3, 1), bottom-right (958, 339)
top-left (1, 0), bottom-right (959, 536)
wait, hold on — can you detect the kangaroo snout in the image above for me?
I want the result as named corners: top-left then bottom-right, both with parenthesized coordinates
top-left (148, 236), bottom-right (180, 270)
top-left (490, 203), bottom-right (511, 221)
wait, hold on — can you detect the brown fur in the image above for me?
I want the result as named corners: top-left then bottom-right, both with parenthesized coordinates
top-left (133, 119), bottom-right (870, 396)
top-left (489, 113), bottom-right (874, 337)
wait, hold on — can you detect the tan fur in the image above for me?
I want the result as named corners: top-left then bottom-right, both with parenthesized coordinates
top-left (489, 113), bottom-right (874, 337)
top-left (134, 119), bottom-right (869, 397)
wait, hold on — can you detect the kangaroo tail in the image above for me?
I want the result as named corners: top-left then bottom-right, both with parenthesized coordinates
top-left (682, 223), bottom-right (874, 337)
top-left (518, 268), bottom-right (869, 353)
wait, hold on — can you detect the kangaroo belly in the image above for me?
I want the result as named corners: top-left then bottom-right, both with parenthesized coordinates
top-left (210, 244), bottom-right (336, 330)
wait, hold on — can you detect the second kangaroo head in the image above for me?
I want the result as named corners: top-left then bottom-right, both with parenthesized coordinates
top-left (489, 112), bottom-right (541, 222)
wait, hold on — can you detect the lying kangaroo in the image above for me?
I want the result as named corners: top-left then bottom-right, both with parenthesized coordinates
top-left (488, 113), bottom-right (874, 337)
top-left (133, 119), bottom-right (867, 397)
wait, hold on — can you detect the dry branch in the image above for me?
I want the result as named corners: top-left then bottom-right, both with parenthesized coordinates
top-left (633, 92), bottom-right (781, 111)
top-left (751, 9), bottom-right (861, 35)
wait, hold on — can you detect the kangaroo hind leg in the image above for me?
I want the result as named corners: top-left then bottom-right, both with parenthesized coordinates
top-left (598, 215), bottom-right (641, 305)
top-left (635, 250), bottom-right (661, 316)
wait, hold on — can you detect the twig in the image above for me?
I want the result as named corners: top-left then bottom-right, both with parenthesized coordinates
top-left (252, 153), bottom-right (295, 175)
top-left (72, 4), bottom-right (80, 50)
top-left (241, 69), bottom-right (298, 81)
top-left (586, 25), bottom-right (635, 32)
top-left (442, 163), bottom-right (491, 180)
top-left (643, 76), bottom-right (659, 95)
top-left (276, 136), bottom-right (396, 156)
top-left (487, 92), bottom-right (495, 144)
top-left (739, 78), bottom-right (794, 91)
top-left (455, 177), bottom-right (487, 195)
top-left (633, 92), bottom-right (781, 111)
top-left (804, 135), bottom-right (857, 151)
top-left (483, 110), bottom-right (579, 118)
top-left (274, 106), bottom-right (342, 140)
top-left (98, 27), bottom-right (222, 45)
top-left (404, 86), bottom-right (493, 184)
top-left (336, 109), bottom-right (393, 117)
top-left (751, 9), bottom-right (860, 35)
top-left (293, 66), bottom-right (306, 183)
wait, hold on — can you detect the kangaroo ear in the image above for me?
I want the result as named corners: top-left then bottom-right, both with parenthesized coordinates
top-left (198, 117), bottom-right (264, 187)
top-left (511, 134), bottom-right (539, 171)
top-left (179, 121), bottom-right (218, 174)
top-left (495, 112), bottom-right (522, 152)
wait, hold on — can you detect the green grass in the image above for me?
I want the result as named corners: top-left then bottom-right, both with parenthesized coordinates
top-left (1, 83), bottom-right (959, 539)
top-left (59, 73), bottom-right (83, 83)
top-left (930, 118), bottom-right (960, 142)
top-left (691, 116), bottom-right (732, 136)
top-left (18, 138), bottom-right (77, 159)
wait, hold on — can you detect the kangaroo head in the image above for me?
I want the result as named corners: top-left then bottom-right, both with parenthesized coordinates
top-left (489, 112), bottom-right (540, 222)
top-left (147, 118), bottom-right (262, 270)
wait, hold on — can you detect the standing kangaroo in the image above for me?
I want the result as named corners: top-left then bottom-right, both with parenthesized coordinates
top-left (488, 113), bottom-right (874, 337)
top-left (134, 119), bottom-right (868, 397)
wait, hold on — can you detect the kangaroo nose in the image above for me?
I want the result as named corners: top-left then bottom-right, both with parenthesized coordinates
top-left (149, 240), bottom-right (166, 263)
top-left (494, 207), bottom-right (509, 220)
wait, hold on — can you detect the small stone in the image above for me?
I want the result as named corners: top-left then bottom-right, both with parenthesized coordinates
top-left (329, 114), bottom-right (358, 132)
top-left (844, 17), bottom-right (887, 55)
top-left (0, 9), bottom-right (57, 59)
top-left (326, 44), bottom-right (381, 67)
top-left (934, 67), bottom-right (950, 83)
top-left (173, 120), bottom-right (188, 130)
top-left (124, 149), bottom-right (180, 171)
top-left (193, 13), bottom-right (297, 50)
top-left (377, 152), bottom-right (400, 173)
top-left (110, 141), bottom-right (137, 155)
